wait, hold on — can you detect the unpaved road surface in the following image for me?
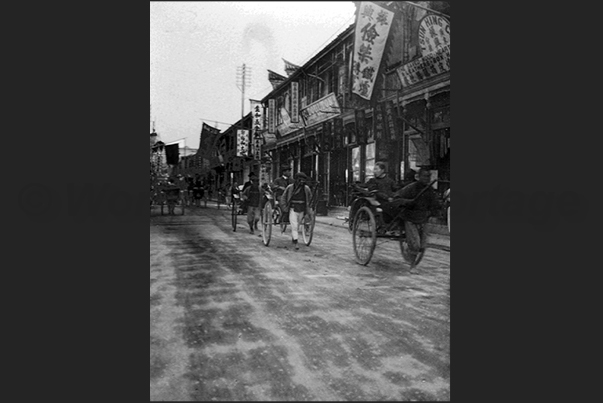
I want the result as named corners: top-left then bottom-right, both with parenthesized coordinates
top-left (150, 206), bottom-right (450, 401)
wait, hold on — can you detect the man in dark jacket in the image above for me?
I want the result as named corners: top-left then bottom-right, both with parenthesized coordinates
top-left (365, 161), bottom-right (399, 204)
top-left (386, 168), bottom-right (440, 272)
top-left (241, 174), bottom-right (261, 234)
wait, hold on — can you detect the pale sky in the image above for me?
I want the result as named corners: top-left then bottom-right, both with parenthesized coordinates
top-left (150, 1), bottom-right (357, 148)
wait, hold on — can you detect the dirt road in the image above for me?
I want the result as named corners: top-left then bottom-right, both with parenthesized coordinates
top-left (150, 206), bottom-right (450, 401)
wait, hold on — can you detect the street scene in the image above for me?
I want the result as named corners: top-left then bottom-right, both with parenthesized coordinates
top-left (151, 1), bottom-right (450, 400)
top-left (150, 203), bottom-right (450, 401)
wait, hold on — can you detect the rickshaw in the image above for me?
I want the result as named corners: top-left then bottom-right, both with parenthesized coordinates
top-left (260, 181), bottom-right (320, 247)
top-left (349, 180), bottom-right (438, 268)
top-left (160, 181), bottom-right (185, 216)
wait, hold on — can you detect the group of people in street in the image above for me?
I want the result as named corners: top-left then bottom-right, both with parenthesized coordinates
top-left (239, 166), bottom-right (313, 250)
top-left (154, 162), bottom-right (448, 268)
top-left (150, 173), bottom-right (218, 213)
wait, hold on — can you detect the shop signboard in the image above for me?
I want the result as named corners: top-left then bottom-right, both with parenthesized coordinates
top-left (290, 82), bottom-right (299, 123)
top-left (268, 99), bottom-right (276, 134)
top-left (299, 92), bottom-right (340, 127)
top-left (351, 1), bottom-right (395, 100)
top-left (236, 129), bottom-right (249, 157)
top-left (396, 14), bottom-right (450, 87)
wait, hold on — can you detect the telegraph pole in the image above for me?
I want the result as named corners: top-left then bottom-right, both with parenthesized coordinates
top-left (236, 63), bottom-right (252, 186)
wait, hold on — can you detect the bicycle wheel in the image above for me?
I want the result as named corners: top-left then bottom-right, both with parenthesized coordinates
top-left (301, 213), bottom-right (316, 246)
top-left (352, 206), bottom-right (377, 265)
top-left (231, 200), bottom-right (238, 232)
top-left (261, 202), bottom-right (273, 246)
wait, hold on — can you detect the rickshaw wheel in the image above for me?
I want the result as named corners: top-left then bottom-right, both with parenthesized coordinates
top-left (352, 206), bottom-right (377, 265)
top-left (348, 199), bottom-right (366, 233)
top-left (399, 226), bottom-right (426, 267)
top-left (301, 213), bottom-right (316, 246)
top-left (231, 200), bottom-right (238, 231)
top-left (272, 205), bottom-right (282, 225)
top-left (261, 202), bottom-right (273, 246)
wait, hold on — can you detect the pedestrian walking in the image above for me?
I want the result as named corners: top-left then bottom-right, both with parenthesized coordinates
top-left (163, 177), bottom-right (180, 215)
top-left (241, 174), bottom-right (261, 234)
top-left (193, 175), bottom-right (204, 207)
top-left (241, 172), bottom-right (257, 214)
top-left (280, 172), bottom-right (313, 250)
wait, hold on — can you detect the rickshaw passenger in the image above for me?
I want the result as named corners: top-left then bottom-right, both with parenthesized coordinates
top-left (364, 161), bottom-right (399, 205)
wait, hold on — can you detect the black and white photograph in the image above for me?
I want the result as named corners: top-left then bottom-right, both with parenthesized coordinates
top-left (150, 1), bottom-right (451, 400)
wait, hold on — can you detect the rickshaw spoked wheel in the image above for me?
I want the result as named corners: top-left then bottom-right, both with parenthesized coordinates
top-left (352, 206), bottom-right (377, 265)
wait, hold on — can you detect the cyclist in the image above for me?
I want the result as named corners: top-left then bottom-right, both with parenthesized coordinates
top-left (281, 172), bottom-right (313, 250)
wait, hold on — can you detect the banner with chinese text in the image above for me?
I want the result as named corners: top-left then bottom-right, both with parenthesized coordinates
top-left (268, 99), bottom-right (276, 134)
top-left (236, 129), bottom-right (249, 157)
top-left (290, 82), bottom-right (299, 123)
top-left (352, 1), bottom-right (395, 100)
top-left (250, 99), bottom-right (264, 138)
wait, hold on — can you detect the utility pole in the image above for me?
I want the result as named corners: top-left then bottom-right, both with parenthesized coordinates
top-left (236, 63), bottom-right (252, 186)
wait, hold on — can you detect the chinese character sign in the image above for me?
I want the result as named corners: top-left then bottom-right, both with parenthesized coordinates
top-left (268, 99), bottom-right (276, 134)
top-left (384, 100), bottom-right (399, 141)
top-left (352, 1), bottom-right (394, 100)
top-left (396, 44), bottom-right (450, 86)
top-left (250, 100), bottom-right (264, 137)
top-left (253, 135), bottom-right (263, 161)
top-left (290, 82), bottom-right (299, 123)
top-left (236, 130), bottom-right (249, 157)
top-left (397, 14), bottom-right (450, 86)
top-left (418, 15), bottom-right (450, 56)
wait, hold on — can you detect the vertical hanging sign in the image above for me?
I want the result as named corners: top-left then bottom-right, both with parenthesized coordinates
top-left (290, 82), bottom-right (299, 123)
top-left (268, 99), bottom-right (276, 134)
top-left (236, 130), bottom-right (249, 157)
top-left (384, 100), bottom-right (399, 141)
top-left (373, 103), bottom-right (385, 140)
top-left (352, 1), bottom-right (395, 100)
top-left (253, 135), bottom-right (262, 161)
top-left (250, 100), bottom-right (264, 138)
top-left (355, 109), bottom-right (367, 145)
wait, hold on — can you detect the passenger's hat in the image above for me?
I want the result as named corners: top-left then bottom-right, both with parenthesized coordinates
top-left (281, 165), bottom-right (291, 172)
top-left (294, 172), bottom-right (308, 180)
